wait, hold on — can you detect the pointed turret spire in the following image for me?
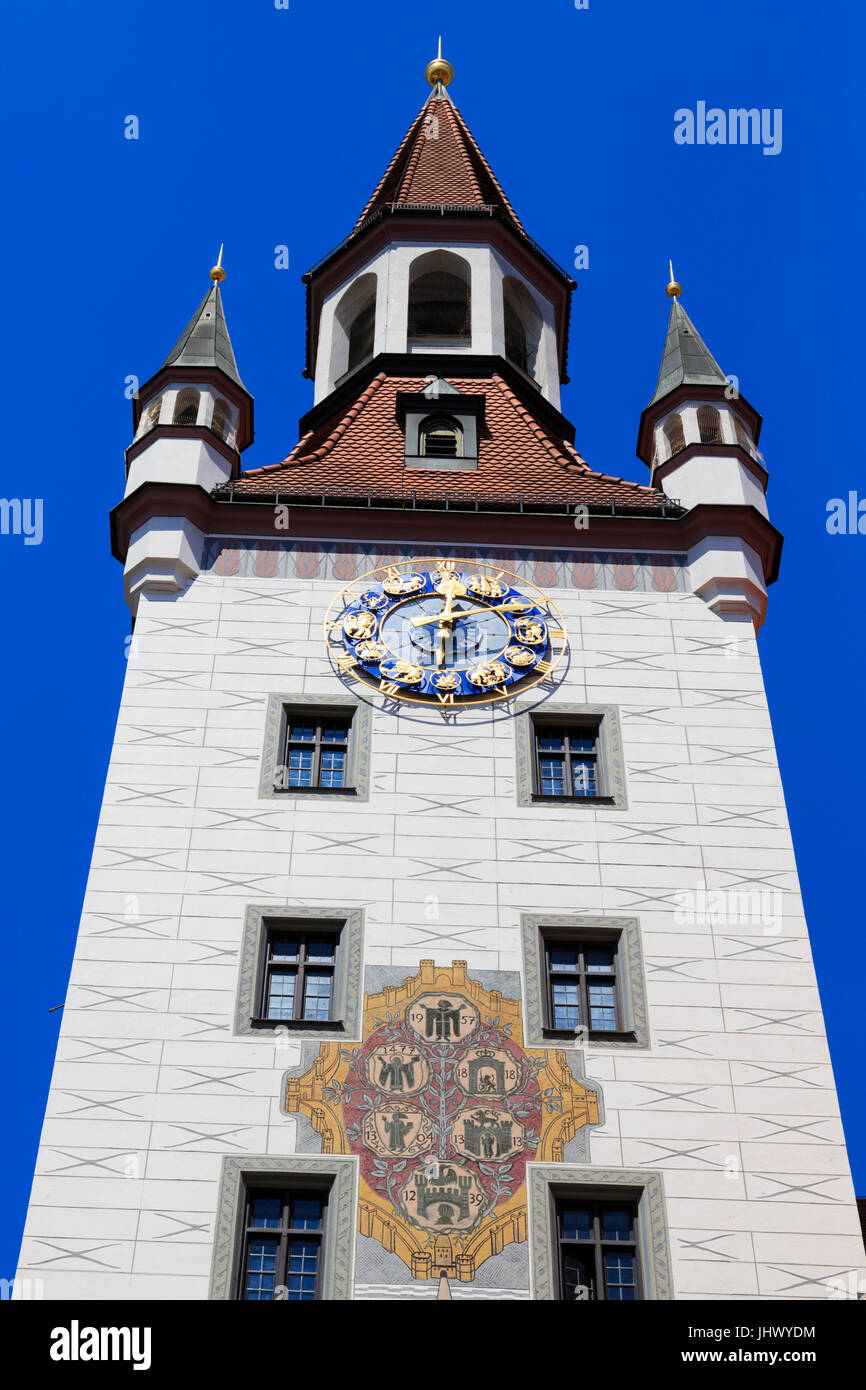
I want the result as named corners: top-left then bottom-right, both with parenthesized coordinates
top-left (649, 273), bottom-right (728, 407)
top-left (161, 272), bottom-right (247, 393)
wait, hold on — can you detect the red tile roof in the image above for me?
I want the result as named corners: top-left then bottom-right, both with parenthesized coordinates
top-left (232, 374), bottom-right (672, 511)
top-left (352, 94), bottom-right (527, 237)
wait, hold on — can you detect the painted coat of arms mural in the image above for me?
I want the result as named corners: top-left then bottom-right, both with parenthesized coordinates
top-left (285, 961), bottom-right (600, 1284)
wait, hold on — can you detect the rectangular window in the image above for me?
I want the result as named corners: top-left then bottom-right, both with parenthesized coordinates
top-left (533, 721), bottom-right (600, 799)
top-left (544, 936), bottom-right (620, 1036)
top-left (556, 1197), bottom-right (640, 1301)
top-left (240, 1187), bottom-right (329, 1301)
top-left (259, 927), bottom-right (340, 1025)
top-left (279, 713), bottom-right (352, 791)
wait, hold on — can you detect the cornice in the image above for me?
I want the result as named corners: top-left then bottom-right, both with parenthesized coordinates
top-left (110, 484), bottom-right (782, 588)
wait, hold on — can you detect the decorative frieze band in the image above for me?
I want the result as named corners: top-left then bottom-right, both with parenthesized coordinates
top-left (201, 538), bottom-right (688, 593)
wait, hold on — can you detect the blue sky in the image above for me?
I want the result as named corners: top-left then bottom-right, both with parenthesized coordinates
top-left (1, 0), bottom-right (863, 1275)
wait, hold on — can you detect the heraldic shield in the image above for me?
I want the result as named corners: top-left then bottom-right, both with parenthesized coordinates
top-left (284, 960), bottom-right (601, 1284)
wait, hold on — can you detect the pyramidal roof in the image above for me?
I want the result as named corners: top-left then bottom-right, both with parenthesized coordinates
top-left (161, 283), bottom-right (247, 392)
top-left (351, 83), bottom-right (527, 237)
top-left (650, 298), bottom-right (728, 405)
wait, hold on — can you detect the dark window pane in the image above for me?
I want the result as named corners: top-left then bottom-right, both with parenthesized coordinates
top-left (270, 938), bottom-right (299, 962)
top-left (540, 756), bottom-right (566, 797)
top-left (600, 1208), bottom-right (633, 1241)
top-left (562, 1251), bottom-right (594, 1301)
top-left (561, 1205), bottom-right (593, 1240)
top-left (303, 973), bottom-right (333, 1021)
top-left (266, 969), bottom-right (297, 1019)
top-left (604, 1250), bottom-right (636, 1300)
top-left (244, 1238), bottom-right (278, 1299)
top-left (321, 723), bottom-right (349, 744)
top-left (549, 945), bottom-right (579, 972)
top-left (586, 948), bottom-right (615, 973)
top-left (319, 749), bottom-right (346, 787)
top-left (286, 1240), bottom-right (319, 1300)
top-left (287, 749), bottom-right (314, 786)
top-left (292, 1198), bottom-right (323, 1230)
top-left (552, 982), bottom-right (580, 1030)
top-left (537, 732), bottom-right (565, 752)
top-left (306, 938), bottom-right (336, 963)
top-left (250, 1197), bottom-right (282, 1229)
top-left (288, 723), bottom-right (316, 742)
top-left (571, 758), bottom-right (597, 795)
top-left (569, 733), bottom-right (596, 753)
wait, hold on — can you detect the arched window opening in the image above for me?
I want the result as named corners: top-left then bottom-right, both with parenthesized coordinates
top-left (504, 299), bottom-right (528, 373)
top-left (173, 388), bottom-right (200, 427)
top-left (663, 413), bottom-right (685, 457)
top-left (502, 277), bottom-right (543, 378)
top-left (140, 397), bottom-right (163, 435)
top-left (420, 415), bottom-right (463, 459)
top-left (408, 252), bottom-right (471, 342)
top-left (698, 405), bottom-right (722, 445)
top-left (348, 298), bottom-right (375, 373)
top-left (211, 398), bottom-right (232, 443)
top-left (735, 417), bottom-right (753, 453)
top-left (332, 273), bottom-right (377, 385)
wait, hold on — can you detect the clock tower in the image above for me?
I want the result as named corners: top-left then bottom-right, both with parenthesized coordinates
top-left (17, 48), bottom-right (864, 1303)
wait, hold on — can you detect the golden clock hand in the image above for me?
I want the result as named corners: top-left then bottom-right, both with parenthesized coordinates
top-left (410, 599), bottom-right (531, 629)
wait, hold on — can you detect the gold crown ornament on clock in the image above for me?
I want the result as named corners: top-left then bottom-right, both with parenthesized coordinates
top-left (323, 558), bottom-right (568, 707)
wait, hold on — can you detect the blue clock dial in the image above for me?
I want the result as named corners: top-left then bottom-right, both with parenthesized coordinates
top-left (326, 562), bottom-right (567, 706)
top-left (380, 595), bottom-right (511, 671)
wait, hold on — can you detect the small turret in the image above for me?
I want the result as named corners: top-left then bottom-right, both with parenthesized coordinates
top-left (125, 248), bottom-right (253, 496)
top-left (637, 269), bottom-right (774, 629)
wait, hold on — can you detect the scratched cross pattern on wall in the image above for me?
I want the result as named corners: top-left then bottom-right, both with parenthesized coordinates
top-left (285, 961), bottom-right (600, 1283)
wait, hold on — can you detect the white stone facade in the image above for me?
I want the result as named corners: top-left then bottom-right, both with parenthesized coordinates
top-left (16, 537), bottom-right (865, 1300)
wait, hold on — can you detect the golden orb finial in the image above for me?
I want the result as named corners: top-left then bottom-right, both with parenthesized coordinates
top-left (425, 35), bottom-right (454, 88)
top-left (210, 243), bottom-right (226, 284)
top-left (666, 259), bottom-right (682, 299)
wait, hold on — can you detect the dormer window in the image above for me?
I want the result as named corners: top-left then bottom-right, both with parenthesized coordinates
top-left (173, 388), bottom-right (200, 427)
top-left (419, 415), bottom-right (463, 459)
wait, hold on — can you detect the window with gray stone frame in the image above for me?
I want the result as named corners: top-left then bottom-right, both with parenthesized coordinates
top-left (528, 1168), bottom-right (672, 1301)
top-left (234, 905), bottom-right (364, 1041)
top-left (521, 914), bottom-right (649, 1050)
top-left (258, 693), bottom-right (372, 801)
top-left (514, 703), bottom-right (627, 809)
top-left (210, 1155), bottom-right (357, 1302)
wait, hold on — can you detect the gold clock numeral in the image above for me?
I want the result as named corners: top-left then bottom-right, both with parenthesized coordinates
top-left (535, 659), bottom-right (553, 675)
top-left (495, 684), bottom-right (509, 696)
top-left (335, 653), bottom-right (357, 675)
top-left (436, 691), bottom-right (455, 705)
top-left (324, 620), bottom-right (340, 635)
top-left (549, 627), bottom-right (566, 642)
top-left (379, 680), bottom-right (401, 696)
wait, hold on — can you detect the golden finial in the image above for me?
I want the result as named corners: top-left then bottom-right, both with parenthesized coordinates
top-left (210, 244), bottom-right (226, 284)
top-left (425, 36), bottom-right (454, 88)
top-left (666, 259), bottom-right (682, 299)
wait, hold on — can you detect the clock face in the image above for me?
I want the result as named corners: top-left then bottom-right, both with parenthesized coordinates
top-left (324, 559), bottom-right (568, 706)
